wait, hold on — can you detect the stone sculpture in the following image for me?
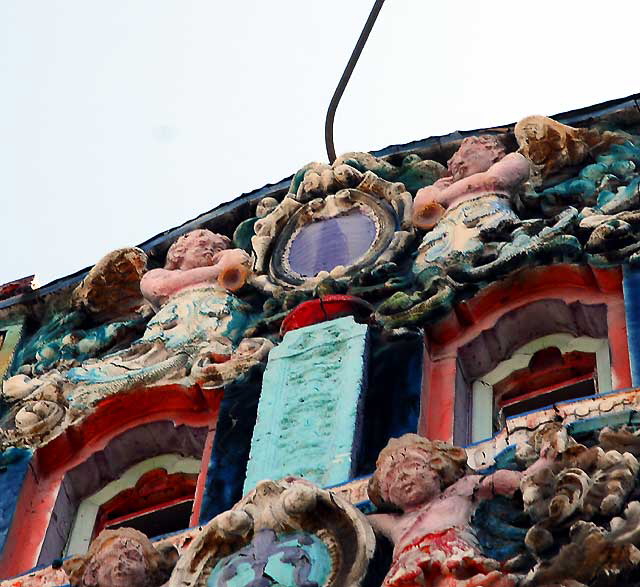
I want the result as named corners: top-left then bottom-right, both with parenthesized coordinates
top-left (364, 426), bottom-right (640, 587)
top-left (169, 478), bottom-right (375, 587)
top-left (375, 129), bottom-right (584, 328)
top-left (514, 115), bottom-right (620, 183)
top-left (412, 135), bottom-right (531, 272)
top-left (64, 229), bottom-right (271, 396)
top-left (63, 528), bottom-right (178, 587)
top-left (367, 434), bottom-right (523, 587)
top-left (413, 136), bottom-right (529, 229)
top-left (2, 229), bottom-right (272, 445)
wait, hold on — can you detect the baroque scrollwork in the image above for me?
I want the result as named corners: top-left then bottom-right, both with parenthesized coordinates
top-left (169, 478), bottom-right (375, 587)
top-left (1, 230), bottom-right (273, 446)
top-left (251, 153), bottom-right (425, 293)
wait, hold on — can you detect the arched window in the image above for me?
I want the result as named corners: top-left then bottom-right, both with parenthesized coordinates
top-left (66, 453), bottom-right (200, 556)
top-left (444, 294), bottom-right (626, 447)
top-left (470, 334), bottom-right (611, 442)
top-left (38, 420), bottom-right (207, 564)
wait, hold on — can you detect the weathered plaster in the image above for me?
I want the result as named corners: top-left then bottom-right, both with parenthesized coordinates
top-left (244, 316), bottom-right (369, 490)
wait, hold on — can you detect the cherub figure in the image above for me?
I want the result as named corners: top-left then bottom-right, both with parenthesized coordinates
top-left (3, 230), bottom-right (272, 439)
top-left (63, 528), bottom-right (178, 587)
top-left (65, 229), bottom-right (269, 397)
top-left (412, 135), bottom-right (530, 274)
top-left (367, 434), bottom-right (523, 587)
top-left (140, 229), bottom-right (250, 310)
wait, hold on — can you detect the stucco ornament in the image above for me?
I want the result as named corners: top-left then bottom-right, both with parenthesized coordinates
top-left (2, 230), bottom-right (272, 445)
top-left (1, 371), bottom-right (67, 442)
top-left (377, 133), bottom-right (582, 329)
top-left (169, 478), bottom-right (375, 587)
top-left (575, 141), bottom-right (640, 266)
top-left (412, 134), bottom-right (581, 278)
top-left (66, 229), bottom-right (270, 401)
top-left (63, 528), bottom-right (178, 587)
top-left (515, 115), bottom-right (620, 183)
top-left (72, 247), bottom-right (150, 319)
top-left (457, 421), bottom-right (640, 587)
top-left (367, 434), bottom-right (524, 587)
top-left (509, 423), bottom-right (640, 587)
top-left (251, 153), bottom-right (423, 293)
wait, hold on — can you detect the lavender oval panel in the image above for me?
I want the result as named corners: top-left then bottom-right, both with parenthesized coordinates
top-left (287, 210), bottom-right (377, 277)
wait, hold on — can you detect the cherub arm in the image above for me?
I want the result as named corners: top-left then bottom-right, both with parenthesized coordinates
top-left (475, 469), bottom-right (523, 501)
top-left (432, 152), bottom-right (532, 207)
top-left (412, 178), bottom-right (453, 230)
top-left (445, 472), bottom-right (520, 501)
top-left (140, 266), bottom-right (222, 307)
top-left (486, 152), bottom-right (531, 188)
top-left (472, 448), bottom-right (557, 503)
top-left (367, 512), bottom-right (402, 543)
top-left (140, 249), bottom-right (251, 308)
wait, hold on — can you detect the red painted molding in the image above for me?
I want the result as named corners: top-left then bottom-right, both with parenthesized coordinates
top-left (190, 423), bottom-right (217, 528)
top-left (419, 264), bottom-right (631, 442)
top-left (280, 295), bottom-right (373, 335)
top-left (0, 383), bottom-right (222, 578)
top-left (94, 468), bottom-right (197, 537)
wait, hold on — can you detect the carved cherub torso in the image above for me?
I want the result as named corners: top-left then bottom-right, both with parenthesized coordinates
top-left (377, 487), bottom-right (476, 553)
top-left (140, 230), bottom-right (250, 310)
top-left (413, 137), bottom-right (530, 230)
top-left (412, 136), bottom-right (530, 272)
top-left (367, 435), bottom-right (521, 587)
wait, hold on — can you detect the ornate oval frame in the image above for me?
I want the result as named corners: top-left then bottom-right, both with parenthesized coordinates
top-left (251, 170), bottom-right (415, 292)
top-left (169, 479), bottom-right (375, 587)
top-left (270, 189), bottom-right (397, 287)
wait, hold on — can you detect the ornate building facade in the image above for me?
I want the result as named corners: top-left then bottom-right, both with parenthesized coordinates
top-left (3, 95), bottom-right (640, 586)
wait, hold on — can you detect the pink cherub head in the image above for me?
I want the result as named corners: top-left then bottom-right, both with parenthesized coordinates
top-left (368, 434), bottom-right (468, 511)
top-left (165, 229), bottom-right (232, 271)
top-left (63, 528), bottom-right (177, 587)
top-left (447, 135), bottom-right (507, 181)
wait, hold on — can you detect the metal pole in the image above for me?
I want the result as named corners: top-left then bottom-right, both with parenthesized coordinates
top-left (324, 0), bottom-right (386, 164)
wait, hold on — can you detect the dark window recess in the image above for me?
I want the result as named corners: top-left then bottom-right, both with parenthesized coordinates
top-left (492, 346), bottom-right (599, 427)
top-left (501, 376), bottom-right (596, 419)
top-left (105, 499), bottom-right (194, 539)
top-left (93, 468), bottom-right (198, 539)
top-left (356, 328), bottom-right (422, 476)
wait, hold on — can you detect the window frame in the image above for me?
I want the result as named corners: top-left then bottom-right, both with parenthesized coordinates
top-left (65, 454), bottom-right (200, 556)
top-left (471, 334), bottom-right (611, 442)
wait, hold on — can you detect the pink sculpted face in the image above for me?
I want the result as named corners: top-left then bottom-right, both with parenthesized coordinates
top-left (165, 229), bottom-right (231, 271)
top-left (412, 135), bottom-right (528, 231)
top-left (381, 451), bottom-right (442, 511)
top-left (140, 229), bottom-right (250, 308)
top-left (83, 536), bottom-right (148, 587)
top-left (448, 136), bottom-right (507, 181)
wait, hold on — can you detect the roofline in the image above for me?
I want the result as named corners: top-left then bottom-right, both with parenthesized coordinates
top-left (3, 91), bottom-right (640, 311)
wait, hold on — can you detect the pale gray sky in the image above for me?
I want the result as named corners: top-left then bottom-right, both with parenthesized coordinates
top-left (1, 0), bottom-right (639, 286)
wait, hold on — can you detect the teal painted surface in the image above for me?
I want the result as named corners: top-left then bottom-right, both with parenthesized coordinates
top-left (0, 447), bottom-right (32, 555)
top-left (207, 531), bottom-right (331, 587)
top-left (244, 317), bottom-right (368, 492)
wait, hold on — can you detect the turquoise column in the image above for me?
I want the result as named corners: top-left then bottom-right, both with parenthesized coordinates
top-left (243, 316), bottom-right (369, 492)
top-left (623, 265), bottom-right (640, 386)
